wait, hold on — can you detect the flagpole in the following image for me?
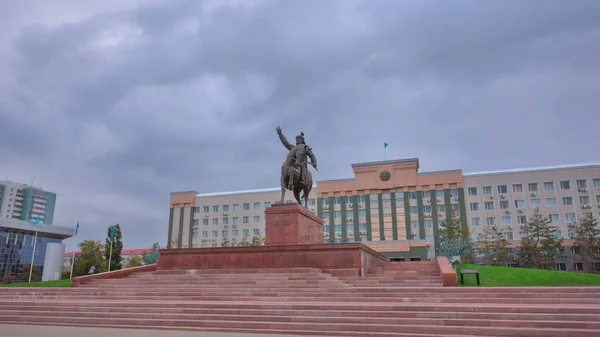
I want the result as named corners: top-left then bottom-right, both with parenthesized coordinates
top-left (28, 231), bottom-right (38, 283)
top-left (69, 252), bottom-right (76, 279)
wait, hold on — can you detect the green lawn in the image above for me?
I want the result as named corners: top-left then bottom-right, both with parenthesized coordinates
top-left (0, 279), bottom-right (72, 287)
top-left (456, 264), bottom-right (600, 287)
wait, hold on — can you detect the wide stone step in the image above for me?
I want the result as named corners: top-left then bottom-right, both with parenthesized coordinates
top-left (0, 314), bottom-right (598, 336)
top-left (153, 268), bottom-right (323, 274)
top-left (4, 306), bottom-right (599, 322)
top-left (1, 309), bottom-right (599, 330)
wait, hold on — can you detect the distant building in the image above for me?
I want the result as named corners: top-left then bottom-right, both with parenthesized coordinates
top-left (63, 248), bottom-right (151, 270)
top-left (0, 181), bottom-right (57, 224)
top-left (0, 218), bottom-right (73, 281)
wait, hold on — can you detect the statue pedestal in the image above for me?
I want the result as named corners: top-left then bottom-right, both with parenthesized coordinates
top-left (265, 203), bottom-right (324, 245)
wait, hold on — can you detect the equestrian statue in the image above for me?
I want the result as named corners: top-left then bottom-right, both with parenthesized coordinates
top-left (275, 126), bottom-right (318, 207)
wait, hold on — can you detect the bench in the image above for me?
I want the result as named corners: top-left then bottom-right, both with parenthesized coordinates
top-left (460, 269), bottom-right (480, 286)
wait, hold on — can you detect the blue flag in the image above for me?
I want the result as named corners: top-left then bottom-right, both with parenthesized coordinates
top-left (75, 222), bottom-right (79, 236)
top-left (108, 227), bottom-right (116, 241)
top-left (384, 142), bottom-right (389, 148)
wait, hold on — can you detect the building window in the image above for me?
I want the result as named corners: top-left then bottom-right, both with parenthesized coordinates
top-left (232, 217), bottom-right (240, 225)
top-left (346, 211), bottom-right (353, 218)
top-left (546, 198), bottom-right (557, 207)
top-left (243, 216), bottom-right (249, 223)
top-left (253, 202), bottom-right (260, 210)
top-left (483, 186), bottom-right (492, 195)
top-left (202, 231), bottom-right (208, 238)
top-left (213, 205), bottom-right (219, 212)
top-left (346, 196), bottom-right (354, 203)
top-left (504, 232), bottom-right (514, 241)
top-left (450, 189), bottom-right (459, 197)
top-left (500, 201), bottom-right (509, 209)
top-left (594, 179), bottom-right (600, 188)
top-left (544, 182), bottom-right (555, 191)
top-left (358, 195), bottom-right (366, 203)
top-left (253, 215), bottom-right (260, 223)
top-left (323, 225), bottom-right (330, 233)
top-left (577, 179), bottom-right (588, 189)
top-left (514, 200), bottom-right (525, 209)
top-left (233, 204), bottom-right (240, 211)
top-left (528, 183), bottom-right (538, 192)
top-left (423, 205), bottom-right (432, 213)
top-left (502, 216), bottom-right (511, 225)
top-left (193, 207), bottom-right (200, 214)
top-left (243, 203), bottom-right (250, 210)
top-left (517, 216), bottom-right (527, 224)
top-left (360, 223), bottom-right (368, 232)
top-left (193, 219), bottom-right (199, 227)
top-left (531, 199), bottom-right (540, 208)
top-left (264, 202), bottom-right (271, 208)
top-left (560, 181), bottom-right (570, 190)
top-left (437, 205), bottom-right (446, 213)
top-left (597, 195), bottom-right (600, 204)
top-left (322, 199), bottom-right (329, 206)
top-left (203, 219), bottom-right (209, 225)
top-left (486, 217), bottom-right (496, 226)
top-left (410, 206), bottom-right (419, 214)
top-left (484, 202), bottom-right (494, 210)
top-left (220, 205), bottom-right (228, 212)
top-left (549, 214), bottom-right (559, 223)
top-left (409, 192), bottom-right (417, 200)
top-left (212, 231), bottom-right (218, 237)
top-left (468, 187), bottom-right (477, 196)
top-left (411, 221), bottom-right (419, 229)
top-left (192, 231), bottom-right (198, 239)
top-left (212, 218), bottom-right (219, 225)
top-left (436, 191), bottom-right (444, 199)
top-left (497, 185), bottom-right (508, 194)
top-left (222, 230), bottom-right (228, 237)
top-left (565, 213), bottom-right (576, 223)
top-left (519, 231), bottom-right (527, 239)
top-left (203, 206), bottom-right (209, 213)
top-left (253, 229), bottom-right (260, 236)
top-left (580, 196), bottom-right (590, 204)
top-left (513, 184), bottom-right (523, 193)
top-left (563, 197), bottom-right (573, 205)
top-left (334, 211), bottom-right (341, 218)
top-left (420, 191), bottom-right (430, 199)
top-left (553, 230), bottom-right (562, 239)
top-left (334, 225), bottom-right (342, 233)
top-left (471, 217), bottom-right (480, 226)
top-left (334, 197), bottom-right (341, 205)
top-left (323, 211), bottom-right (329, 218)
top-left (222, 218), bottom-right (229, 225)
top-left (358, 210), bottom-right (366, 217)
top-left (469, 203), bottom-right (479, 211)
top-left (309, 199), bottom-right (316, 206)
top-left (425, 220), bottom-right (433, 228)
top-left (232, 229), bottom-right (239, 237)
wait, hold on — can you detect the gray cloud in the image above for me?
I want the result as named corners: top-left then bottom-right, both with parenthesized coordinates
top-left (1, 0), bottom-right (599, 250)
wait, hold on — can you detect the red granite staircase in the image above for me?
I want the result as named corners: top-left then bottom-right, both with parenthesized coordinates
top-left (0, 264), bottom-right (599, 336)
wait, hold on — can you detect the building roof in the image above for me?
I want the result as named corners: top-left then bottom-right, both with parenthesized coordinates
top-left (0, 218), bottom-right (74, 240)
top-left (351, 158), bottom-right (419, 168)
top-left (464, 163), bottom-right (600, 177)
top-left (64, 248), bottom-right (151, 257)
top-left (196, 185), bottom-right (317, 198)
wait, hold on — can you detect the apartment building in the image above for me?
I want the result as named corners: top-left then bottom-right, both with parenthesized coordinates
top-left (168, 188), bottom-right (318, 248)
top-left (0, 181), bottom-right (57, 225)
top-left (168, 159), bottom-right (600, 266)
top-left (464, 164), bottom-right (600, 270)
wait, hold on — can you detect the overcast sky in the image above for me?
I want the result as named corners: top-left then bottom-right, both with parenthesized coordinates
top-left (1, 0), bottom-right (599, 251)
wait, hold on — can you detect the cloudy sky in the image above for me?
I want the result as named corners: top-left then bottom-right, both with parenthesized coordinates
top-left (1, 0), bottom-right (599, 251)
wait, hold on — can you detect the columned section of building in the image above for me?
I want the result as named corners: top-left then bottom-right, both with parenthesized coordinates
top-left (317, 158), bottom-right (465, 257)
top-left (168, 191), bottom-right (198, 248)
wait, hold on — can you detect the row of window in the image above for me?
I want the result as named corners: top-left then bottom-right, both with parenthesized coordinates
top-left (321, 190), bottom-right (461, 206)
top-left (468, 179), bottom-right (600, 196)
top-left (322, 203), bottom-right (461, 219)
top-left (194, 215), bottom-right (263, 226)
top-left (197, 199), bottom-right (318, 214)
top-left (323, 224), bottom-right (369, 233)
top-left (471, 212), bottom-right (580, 227)
top-left (192, 228), bottom-right (262, 238)
top-left (470, 195), bottom-right (600, 211)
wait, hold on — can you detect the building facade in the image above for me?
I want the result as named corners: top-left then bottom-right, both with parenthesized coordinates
top-left (168, 159), bottom-right (600, 268)
top-left (0, 218), bottom-right (73, 282)
top-left (0, 181), bottom-right (57, 224)
top-left (168, 188), bottom-right (318, 249)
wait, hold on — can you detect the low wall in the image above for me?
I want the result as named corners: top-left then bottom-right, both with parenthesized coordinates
top-left (159, 243), bottom-right (388, 276)
top-left (71, 264), bottom-right (157, 287)
top-left (436, 256), bottom-right (457, 287)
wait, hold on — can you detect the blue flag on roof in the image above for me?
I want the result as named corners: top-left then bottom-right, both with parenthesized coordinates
top-left (384, 142), bottom-right (389, 148)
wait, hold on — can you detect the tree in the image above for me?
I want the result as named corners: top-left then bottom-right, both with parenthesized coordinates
top-left (74, 240), bottom-right (105, 277)
top-left (436, 212), bottom-right (474, 261)
top-left (478, 225), bottom-right (511, 266)
top-left (238, 235), bottom-right (265, 247)
top-left (169, 237), bottom-right (187, 249)
top-left (104, 224), bottom-right (123, 272)
top-left (2, 271), bottom-right (13, 284)
top-left (125, 255), bottom-right (144, 268)
top-left (569, 214), bottom-right (600, 273)
top-left (142, 242), bottom-right (161, 265)
top-left (221, 236), bottom-right (231, 247)
top-left (517, 209), bottom-right (563, 269)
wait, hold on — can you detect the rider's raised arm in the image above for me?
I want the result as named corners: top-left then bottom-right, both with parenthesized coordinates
top-left (278, 132), bottom-right (293, 150)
